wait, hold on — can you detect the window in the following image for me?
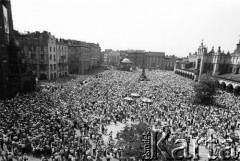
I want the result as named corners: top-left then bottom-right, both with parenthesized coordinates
top-left (54, 54), bottom-right (56, 61)
top-left (31, 54), bottom-right (35, 59)
top-left (50, 65), bottom-right (53, 70)
top-left (50, 54), bottom-right (52, 60)
top-left (40, 65), bottom-right (46, 70)
top-left (31, 64), bottom-right (37, 70)
top-left (53, 47), bottom-right (55, 52)
top-left (54, 64), bottom-right (56, 70)
top-left (50, 47), bottom-right (52, 52)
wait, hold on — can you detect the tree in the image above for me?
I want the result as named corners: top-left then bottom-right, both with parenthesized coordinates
top-left (193, 73), bottom-right (218, 104)
top-left (118, 122), bottom-right (151, 160)
top-left (118, 123), bottom-right (189, 161)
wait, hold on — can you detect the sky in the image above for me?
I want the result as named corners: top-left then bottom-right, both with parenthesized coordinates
top-left (11, 0), bottom-right (240, 57)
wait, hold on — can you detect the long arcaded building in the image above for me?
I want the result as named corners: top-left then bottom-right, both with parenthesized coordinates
top-left (175, 39), bottom-right (240, 94)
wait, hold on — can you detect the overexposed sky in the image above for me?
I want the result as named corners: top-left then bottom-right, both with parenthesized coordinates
top-left (11, 0), bottom-right (240, 57)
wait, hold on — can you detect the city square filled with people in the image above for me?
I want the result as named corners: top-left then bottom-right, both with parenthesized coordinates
top-left (0, 68), bottom-right (240, 161)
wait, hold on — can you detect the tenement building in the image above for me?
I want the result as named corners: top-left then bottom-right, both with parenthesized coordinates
top-left (107, 51), bottom-right (121, 66)
top-left (88, 43), bottom-right (101, 69)
top-left (16, 31), bottom-right (58, 80)
top-left (175, 39), bottom-right (240, 94)
top-left (67, 40), bottom-right (87, 74)
top-left (101, 49), bottom-right (113, 65)
top-left (56, 39), bottom-right (68, 77)
top-left (67, 40), bottom-right (101, 74)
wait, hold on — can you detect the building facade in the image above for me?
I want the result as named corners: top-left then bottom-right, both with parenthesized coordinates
top-left (175, 39), bottom-right (240, 94)
top-left (48, 33), bottom-right (57, 80)
top-left (185, 41), bottom-right (235, 79)
top-left (82, 42), bottom-right (91, 73)
top-left (16, 31), bottom-right (58, 80)
top-left (164, 55), bottom-right (176, 70)
top-left (0, 0), bottom-right (12, 99)
top-left (108, 51), bottom-right (121, 66)
top-left (0, 0), bottom-right (35, 99)
top-left (88, 43), bottom-right (101, 69)
top-left (67, 40), bottom-right (101, 74)
top-left (145, 52), bottom-right (165, 69)
top-left (127, 51), bottom-right (145, 67)
top-left (68, 40), bottom-right (84, 74)
top-left (101, 49), bottom-right (112, 65)
top-left (56, 39), bottom-right (68, 77)
top-left (126, 50), bottom-right (175, 70)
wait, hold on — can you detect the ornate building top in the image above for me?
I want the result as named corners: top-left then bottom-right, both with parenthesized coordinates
top-left (231, 39), bottom-right (240, 57)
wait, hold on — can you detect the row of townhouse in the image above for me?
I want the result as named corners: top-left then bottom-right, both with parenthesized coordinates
top-left (15, 31), bottom-right (101, 80)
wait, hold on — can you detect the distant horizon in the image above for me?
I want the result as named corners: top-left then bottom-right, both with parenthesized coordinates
top-left (11, 0), bottom-right (240, 57)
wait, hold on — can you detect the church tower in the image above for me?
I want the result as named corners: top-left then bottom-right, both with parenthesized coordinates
top-left (197, 40), bottom-right (207, 80)
top-left (0, 0), bottom-right (36, 99)
top-left (0, 0), bottom-right (14, 99)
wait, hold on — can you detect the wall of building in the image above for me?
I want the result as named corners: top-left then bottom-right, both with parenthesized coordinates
top-left (16, 31), bottom-right (59, 80)
top-left (108, 51), bottom-right (121, 66)
top-left (56, 40), bottom-right (68, 77)
top-left (67, 40), bottom-right (101, 75)
top-left (48, 34), bottom-right (57, 80)
top-left (127, 51), bottom-right (144, 67)
top-left (126, 50), bottom-right (175, 70)
top-left (0, 0), bottom-right (36, 99)
top-left (178, 40), bottom-right (240, 81)
top-left (68, 43), bottom-right (82, 74)
top-left (145, 52), bottom-right (165, 69)
top-left (88, 43), bottom-right (101, 68)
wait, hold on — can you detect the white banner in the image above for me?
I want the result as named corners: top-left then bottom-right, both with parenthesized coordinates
top-left (2, 5), bottom-right (9, 34)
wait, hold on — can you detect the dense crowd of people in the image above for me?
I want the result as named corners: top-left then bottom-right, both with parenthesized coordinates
top-left (0, 69), bottom-right (240, 161)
